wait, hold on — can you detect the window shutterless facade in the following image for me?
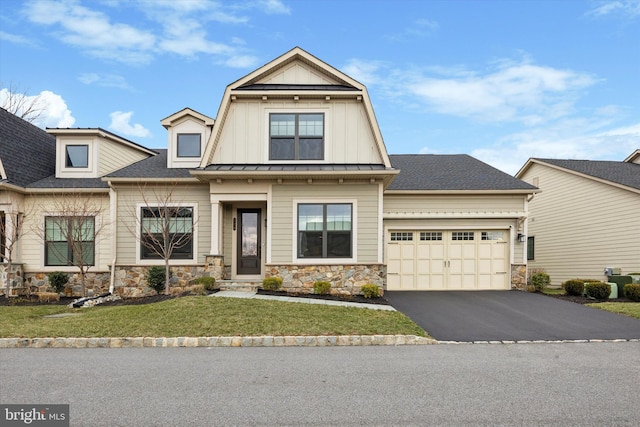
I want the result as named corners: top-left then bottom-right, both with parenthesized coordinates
top-left (140, 207), bottom-right (194, 260)
top-left (527, 236), bottom-right (535, 260)
top-left (44, 216), bottom-right (95, 266)
top-left (270, 113), bottom-right (324, 160)
top-left (298, 203), bottom-right (351, 258)
top-left (65, 145), bottom-right (89, 168)
top-left (176, 134), bottom-right (201, 158)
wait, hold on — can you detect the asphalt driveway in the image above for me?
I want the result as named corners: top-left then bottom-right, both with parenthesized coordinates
top-left (385, 290), bottom-right (640, 341)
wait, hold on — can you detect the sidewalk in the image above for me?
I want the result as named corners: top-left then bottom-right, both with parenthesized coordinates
top-left (211, 290), bottom-right (397, 311)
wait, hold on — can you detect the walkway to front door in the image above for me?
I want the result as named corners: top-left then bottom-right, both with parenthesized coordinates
top-left (237, 209), bottom-right (261, 275)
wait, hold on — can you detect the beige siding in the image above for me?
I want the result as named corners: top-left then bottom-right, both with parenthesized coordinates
top-left (521, 163), bottom-right (640, 286)
top-left (257, 62), bottom-right (340, 85)
top-left (213, 100), bottom-right (382, 164)
top-left (20, 193), bottom-right (112, 273)
top-left (270, 183), bottom-right (380, 263)
top-left (115, 184), bottom-right (211, 265)
top-left (98, 139), bottom-right (149, 176)
top-left (384, 194), bottom-right (526, 215)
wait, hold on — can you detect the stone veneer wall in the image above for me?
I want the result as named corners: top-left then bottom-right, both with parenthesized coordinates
top-left (1, 263), bottom-right (24, 295)
top-left (511, 264), bottom-right (527, 290)
top-left (265, 264), bottom-right (386, 296)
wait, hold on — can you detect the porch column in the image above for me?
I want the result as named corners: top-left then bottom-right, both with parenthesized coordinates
top-left (210, 197), bottom-right (222, 255)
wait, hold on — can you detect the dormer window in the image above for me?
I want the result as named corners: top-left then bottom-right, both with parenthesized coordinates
top-left (270, 113), bottom-right (324, 160)
top-left (65, 145), bottom-right (89, 168)
top-left (177, 134), bottom-right (201, 158)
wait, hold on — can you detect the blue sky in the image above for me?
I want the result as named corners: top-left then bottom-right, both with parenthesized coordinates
top-left (1, 0), bottom-right (638, 174)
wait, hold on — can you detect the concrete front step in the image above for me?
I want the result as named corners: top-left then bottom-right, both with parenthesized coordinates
top-left (217, 280), bottom-right (262, 292)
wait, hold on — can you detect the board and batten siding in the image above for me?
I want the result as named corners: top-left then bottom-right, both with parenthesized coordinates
top-left (521, 163), bottom-right (640, 286)
top-left (256, 62), bottom-right (337, 85)
top-left (114, 184), bottom-right (211, 265)
top-left (20, 193), bottom-right (112, 272)
top-left (270, 183), bottom-right (381, 264)
top-left (98, 139), bottom-right (149, 176)
top-left (213, 100), bottom-right (383, 165)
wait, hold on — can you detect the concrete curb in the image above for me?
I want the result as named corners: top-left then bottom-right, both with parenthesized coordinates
top-left (0, 335), bottom-right (436, 348)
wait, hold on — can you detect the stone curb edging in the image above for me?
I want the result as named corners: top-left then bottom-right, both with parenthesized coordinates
top-left (0, 335), bottom-right (436, 348)
top-left (1, 337), bottom-right (637, 348)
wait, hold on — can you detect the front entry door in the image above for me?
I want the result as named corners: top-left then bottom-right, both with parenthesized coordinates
top-left (237, 209), bottom-right (261, 275)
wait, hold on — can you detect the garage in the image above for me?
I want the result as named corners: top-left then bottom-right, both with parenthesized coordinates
top-left (386, 229), bottom-right (510, 290)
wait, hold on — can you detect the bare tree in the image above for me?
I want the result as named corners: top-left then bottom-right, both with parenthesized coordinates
top-left (0, 82), bottom-right (44, 124)
top-left (33, 192), bottom-right (107, 297)
top-left (123, 184), bottom-right (198, 295)
top-left (0, 193), bottom-right (32, 298)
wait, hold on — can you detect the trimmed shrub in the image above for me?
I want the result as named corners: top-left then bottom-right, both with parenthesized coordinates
top-left (530, 272), bottom-right (550, 293)
top-left (623, 283), bottom-right (640, 301)
top-left (585, 281), bottom-right (611, 300)
top-left (361, 284), bottom-right (381, 299)
top-left (194, 276), bottom-right (216, 291)
top-left (313, 281), bottom-right (331, 295)
top-left (189, 285), bottom-right (207, 296)
top-left (48, 271), bottom-right (69, 294)
top-left (147, 266), bottom-right (171, 294)
top-left (563, 279), bottom-right (585, 296)
top-left (262, 277), bottom-right (283, 291)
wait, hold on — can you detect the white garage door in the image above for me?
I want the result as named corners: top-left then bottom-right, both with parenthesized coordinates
top-left (386, 230), bottom-right (509, 290)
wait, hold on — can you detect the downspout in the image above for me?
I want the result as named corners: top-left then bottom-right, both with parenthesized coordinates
top-left (108, 182), bottom-right (117, 294)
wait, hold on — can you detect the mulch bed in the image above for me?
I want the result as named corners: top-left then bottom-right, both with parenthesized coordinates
top-left (257, 289), bottom-right (390, 305)
top-left (0, 295), bottom-right (77, 306)
top-left (545, 294), bottom-right (636, 304)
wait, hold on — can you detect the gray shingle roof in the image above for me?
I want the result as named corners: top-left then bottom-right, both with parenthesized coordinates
top-left (0, 107), bottom-right (56, 187)
top-left (535, 158), bottom-right (640, 190)
top-left (388, 154), bottom-right (537, 191)
top-left (106, 149), bottom-right (192, 178)
top-left (27, 176), bottom-right (108, 189)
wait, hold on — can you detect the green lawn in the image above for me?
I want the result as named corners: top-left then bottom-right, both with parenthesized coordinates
top-left (0, 296), bottom-right (428, 338)
top-left (586, 302), bottom-right (640, 319)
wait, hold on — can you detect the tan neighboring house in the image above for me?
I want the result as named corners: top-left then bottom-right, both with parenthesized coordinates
top-left (1, 47), bottom-right (537, 297)
top-left (516, 150), bottom-right (640, 286)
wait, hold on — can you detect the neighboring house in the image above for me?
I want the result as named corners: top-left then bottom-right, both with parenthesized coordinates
top-left (516, 151), bottom-right (640, 286)
top-left (1, 47), bottom-right (537, 297)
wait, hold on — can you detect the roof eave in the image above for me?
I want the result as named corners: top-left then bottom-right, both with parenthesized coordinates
top-left (384, 189), bottom-right (540, 195)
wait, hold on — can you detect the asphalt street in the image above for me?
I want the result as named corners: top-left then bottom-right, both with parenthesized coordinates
top-left (385, 290), bottom-right (640, 341)
top-left (1, 343), bottom-right (639, 426)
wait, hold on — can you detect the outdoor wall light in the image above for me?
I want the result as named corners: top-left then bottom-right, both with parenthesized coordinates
top-left (517, 233), bottom-right (526, 243)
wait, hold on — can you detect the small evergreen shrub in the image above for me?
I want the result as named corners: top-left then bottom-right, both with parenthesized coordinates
top-left (623, 283), bottom-right (640, 301)
top-left (189, 285), bottom-right (207, 296)
top-left (530, 272), bottom-right (550, 293)
top-left (147, 266), bottom-right (171, 294)
top-left (563, 279), bottom-right (585, 296)
top-left (361, 284), bottom-right (380, 299)
top-left (585, 281), bottom-right (611, 300)
top-left (194, 276), bottom-right (216, 291)
top-left (262, 277), bottom-right (283, 291)
top-left (48, 271), bottom-right (68, 294)
top-left (313, 281), bottom-right (331, 295)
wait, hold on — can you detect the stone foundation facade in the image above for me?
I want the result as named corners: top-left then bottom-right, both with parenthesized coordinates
top-left (511, 264), bottom-right (527, 290)
top-left (265, 264), bottom-right (386, 296)
top-left (0, 263), bottom-right (24, 295)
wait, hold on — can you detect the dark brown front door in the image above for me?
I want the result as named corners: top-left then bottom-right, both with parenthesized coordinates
top-left (237, 209), bottom-right (261, 275)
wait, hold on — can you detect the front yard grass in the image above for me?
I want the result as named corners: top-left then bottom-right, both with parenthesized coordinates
top-left (0, 296), bottom-right (428, 338)
top-left (586, 302), bottom-right (640, 320)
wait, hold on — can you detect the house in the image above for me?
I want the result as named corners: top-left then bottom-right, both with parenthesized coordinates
top-left (516, 151), bottom-right (640, 286)
top-left (0, 47), bottom-right (537, 297)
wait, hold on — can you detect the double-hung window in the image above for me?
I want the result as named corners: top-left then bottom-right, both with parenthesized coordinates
top-left (298, 203), bottom-right (351, 258)
top-left (270, 113), bottom-right (324, 160)
top-left (140, 207), bottom-right (194, 260)
top-left (45, 216), bottom-right (95, 266)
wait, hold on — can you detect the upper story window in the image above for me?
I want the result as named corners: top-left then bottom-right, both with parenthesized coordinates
top-left (177, 134), bottom-right (201, 158)
top-left (65, 145), bottom-right (89, 168)
top-left (270, 113), bottom-right (324, 160)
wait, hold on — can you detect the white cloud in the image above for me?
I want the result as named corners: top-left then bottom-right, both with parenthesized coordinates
top-left (108, 111), bottom-right (151, 138)
top-left (342, 59), bottom-right (386, 86)
top-left (78, 73), bottom-right (131, 90)
top-left (586, 0), bottom-right (640, 17)
top-left (0, 88), bottom-right (76, 128)
top-left (224, 55), bottom-right (259, 68)
top-left (257, 0), bottom-right (292, 15)
top-left (0, 31), bottom-right (38, 47)
top-left (388, 18), bottom-right (439, 41)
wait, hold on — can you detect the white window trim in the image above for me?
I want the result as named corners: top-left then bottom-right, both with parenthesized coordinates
top-left (264, 108), bottom-right (330, 164)
top-left (135, 202), bottom-right (199, 266)
top-left (56, 138), bottom-right (98, 178)
top-left (292, 198), bottom-right (357, 264)
top-left (40, 212), bottom-right (102, 272)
